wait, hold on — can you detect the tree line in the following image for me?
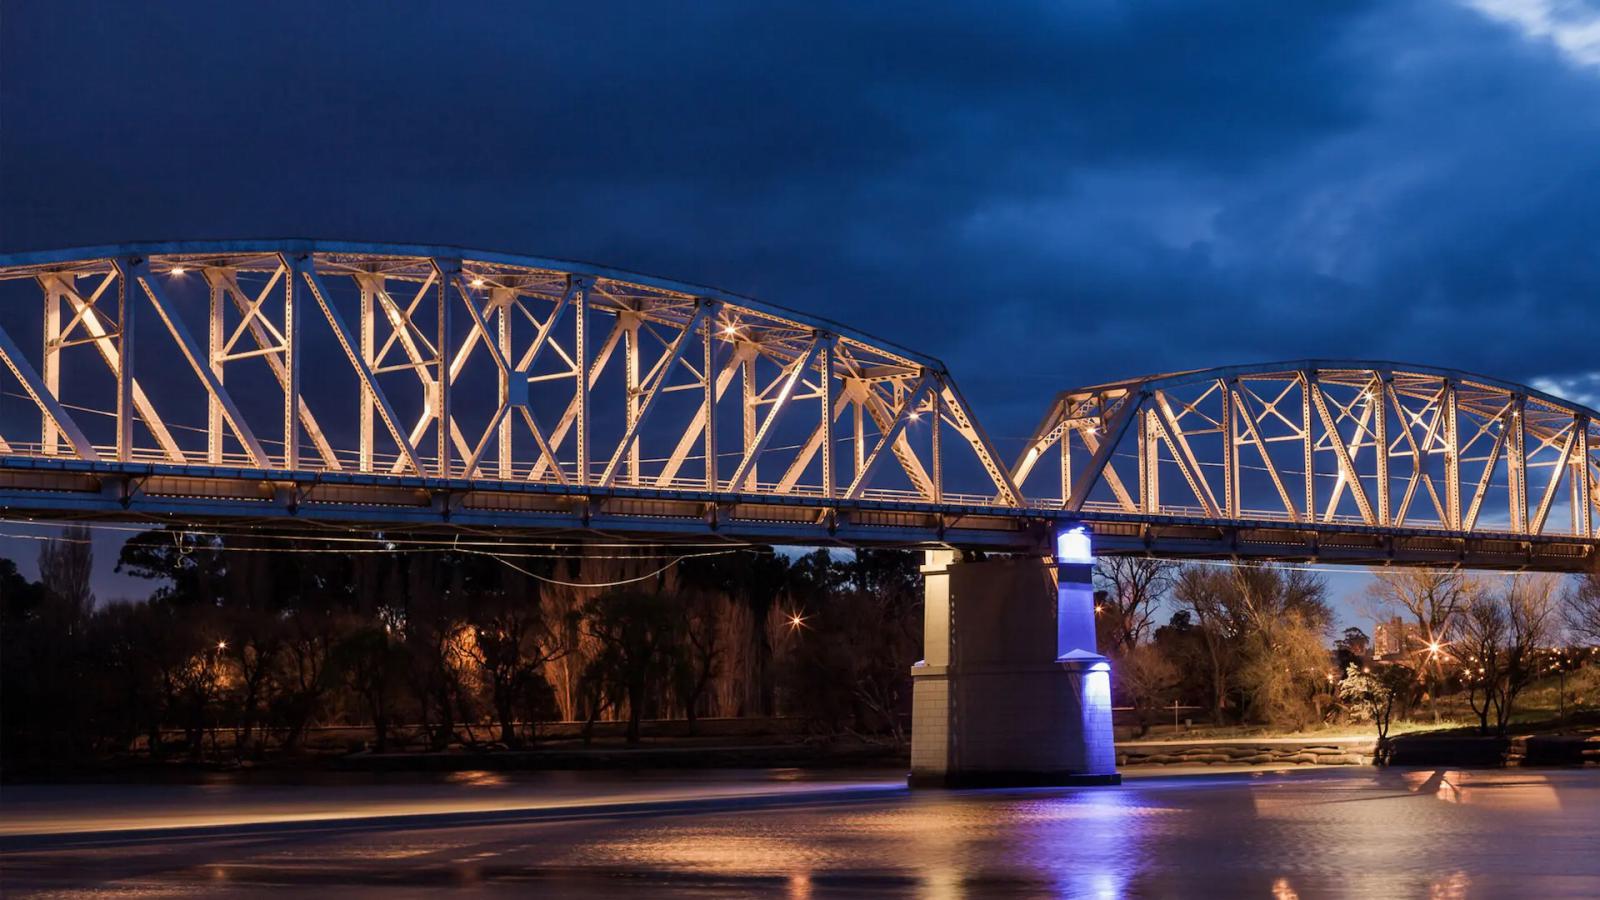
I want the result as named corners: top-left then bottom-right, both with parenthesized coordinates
top-left (1, 525), bottom-right (921, 771)
top-left (1099, 557), bottom-right (1600, 737)
top-left (8, 525), bottom-right (1600, 772)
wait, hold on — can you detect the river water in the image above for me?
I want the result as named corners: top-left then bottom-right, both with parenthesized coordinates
top-left (2, 766), bottom-right (1596, 897)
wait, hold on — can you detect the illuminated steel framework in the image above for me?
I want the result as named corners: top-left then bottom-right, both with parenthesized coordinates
top-left (0, 242), bottom-right (1026, 547)
top-left (1014, 363), bottom-right (1600, 569)
top-left (0, 244), bottom-right (1595, 569)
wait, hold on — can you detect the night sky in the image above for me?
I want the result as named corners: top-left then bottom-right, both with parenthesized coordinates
top-left (3, 1), bottom-right (1598, 623)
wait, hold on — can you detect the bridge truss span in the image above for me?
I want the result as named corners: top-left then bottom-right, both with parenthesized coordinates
top-left (0, 241), bottom-right (1029, 547)
top-left (1014, 361), bottom-right (1600, 570)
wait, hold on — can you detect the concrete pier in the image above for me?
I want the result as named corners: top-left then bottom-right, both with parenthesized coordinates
top-left (909, 542), bottom-right (1119, 787)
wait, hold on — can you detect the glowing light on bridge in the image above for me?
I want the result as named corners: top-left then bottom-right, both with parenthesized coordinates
top-left (1055, 526), bottom-right (1094, 565)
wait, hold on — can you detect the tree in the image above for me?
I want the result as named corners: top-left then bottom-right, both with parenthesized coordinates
top-left (1337, 662), bottom-right (1411, 748)
top-left (1335, 627), bottom-right (1370, 670)
top-left (1455, 586), bottom-right (1507, 734)
top-left (676, 588), bottom-right (726, 733)
top-left (1565, 570), bottom-right (1600, 647)
top-left (1120, 643), bottom-right (1179, 737)
top-left (1496, 574), bottom-right (1559, 734)
top-left (1173, 566), bottom-right (1239, 723)
top-left (1173, 563), bottom-right (1332, 729)
top-left (1454, 575), bottom-right (1558, 735)
top-left (580, 589), bottom-right (685, 744)
top-left (1094, 557), bottom-right (1177, 655)
top-left (1367, 568), bottom-right (1469, 722)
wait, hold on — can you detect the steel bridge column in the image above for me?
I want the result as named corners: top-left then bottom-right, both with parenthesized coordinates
top-left (908, 530), bottom-right (1118, 788)
top-left (41, 278), bottom-right (62, 456)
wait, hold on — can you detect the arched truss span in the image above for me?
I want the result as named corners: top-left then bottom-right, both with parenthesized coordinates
top-left (0, 241), bottom-right (1024, 546)
top-left (1013, 361), bottom-right (1600, 568)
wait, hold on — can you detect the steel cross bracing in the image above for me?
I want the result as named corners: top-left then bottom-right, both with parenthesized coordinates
top-left (0, 242), bottom-right (1030, 549)
top-left (1011, 362), bottom-right (1600, 570)
top-left (0, 246), bottom-right (1595, 570)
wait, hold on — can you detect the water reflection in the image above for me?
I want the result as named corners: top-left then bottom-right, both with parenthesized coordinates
top-left (3, 768), bottom-right (1597, 897)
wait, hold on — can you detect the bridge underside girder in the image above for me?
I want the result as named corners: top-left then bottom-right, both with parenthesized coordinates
top-left (0, 458), bottom-right (1048, 549)
top-left (2, 458), bottom-right (1594, 570)
top-left (1085, 517), bottom-right (1597, 573)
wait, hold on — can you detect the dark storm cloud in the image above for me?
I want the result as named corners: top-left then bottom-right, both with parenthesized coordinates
top-left (4, 0), bottom-right (1598, 452)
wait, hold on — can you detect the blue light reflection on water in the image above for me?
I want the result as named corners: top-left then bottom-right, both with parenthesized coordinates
top-left (5, 768), bottom-right (1600, 897)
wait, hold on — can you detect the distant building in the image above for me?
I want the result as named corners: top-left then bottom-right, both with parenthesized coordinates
top-left (1372, 616), bottom-right (1421, 662)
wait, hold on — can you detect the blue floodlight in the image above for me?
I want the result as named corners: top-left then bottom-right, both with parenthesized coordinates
top-left (1055, 526), bottom-right (1093, 565)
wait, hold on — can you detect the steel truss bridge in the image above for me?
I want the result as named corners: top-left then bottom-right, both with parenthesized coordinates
top-left (0, 242), bottom-right (1595, 571)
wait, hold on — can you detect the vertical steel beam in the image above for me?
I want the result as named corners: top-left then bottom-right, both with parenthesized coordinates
top-left (283, 255), bottom-right (305, 470)
top-left (1137, 408), bottom-right (1154, 514)
top-left (435, 259), bottom-right (457, 478)
top-left (41, 279), bottom-right (62, 455)
top-left (1301, 373), bottom-right (1314, 521)
top-left (496, 288), bottom-right (514, 479)
top-left (1219, 379), bottom-right (1235, 518)
top-left (1060, 417), bottom-right (1072, 510)
top-left (820, 336), bottom-right (836, 499)
top-left (930, 377), bottom-right (943, 505)
top-left (1578, 416), bottom-right (1593, 538)
top-left (116, 263), bottom-right (136, 460)
top-left (206, 271), bottom-right (225, 464)
top-left (1509, 399), bottom-right (1527, 532)
top-left (573, 276), bottom-right (589, 487)
top-left (623, 312), bottom-right (641, 485)
top-left (359, 276), bottom-right (376, 473)
top-left (853, 394), bottom-right (865, 480)
top-left (1374, 376), bottom-right (1390, 527)
top-left (741, 352), bottom-right (758, 489)
top-left (1443, 381), bottom-right (1461, 530)
top-left (703, 307), bottom-right (718, 491)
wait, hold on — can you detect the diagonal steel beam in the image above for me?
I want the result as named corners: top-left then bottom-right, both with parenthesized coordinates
top-left (940, 377), bottom-right (1023, 506)
top-left (1463, 412), bottom-right (1508, 531)
top-left (728, 338), bottom-right (822, 492)
top-left (654, 340), bottom-right (753, 488)
top-left (1531, 426), bottom-right (1577, 535)
top-left (0, 320), bottom-right (98, 461)
top-left (597, 304), bottom-right (708, 488)
top-left (209, 268), bottom-right (342, 470)
top-left (302, 268), bottom-right (424, 475)
top-left (1152, 390), bottom-right (1220, 517)
top-left (529, 315), bottom-right (624, 482)
top-left (842, 377), bottom-right (931, 501)
top-left (1068, 392), bottom-right (1141, 513)
top-left (859, 380), bottom-right (935, 501)
top-left (40, 274), bottom-right (184, 461)
top-left (1231, 384), bottom-right (1300, 522)
top-left (126, 260), bottom-right (270, 467)
top-left (775, 378), bottom-right (855, 495)
top-left (1309, 378), bottom-right (1375, 526)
